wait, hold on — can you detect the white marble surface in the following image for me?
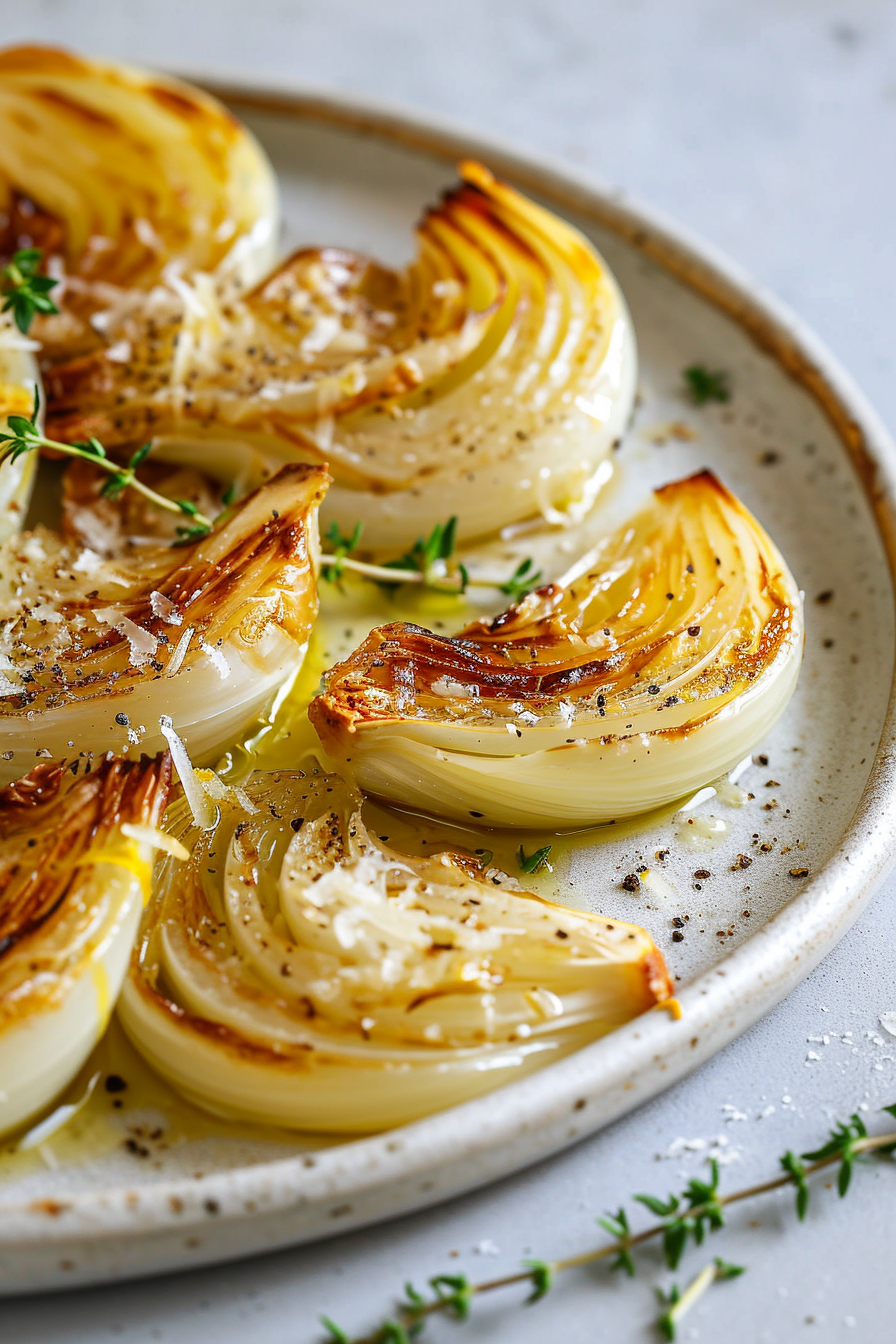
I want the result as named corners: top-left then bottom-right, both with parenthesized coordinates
top-left (4, 1), bottom-right (896, 1339)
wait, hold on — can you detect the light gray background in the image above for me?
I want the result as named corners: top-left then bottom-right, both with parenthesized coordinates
top-left (4, 1), bottom-right (896, 1339)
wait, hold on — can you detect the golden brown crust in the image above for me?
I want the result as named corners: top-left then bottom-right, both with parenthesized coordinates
top-left (643, 946), bottom-right (675, 1006)
top-left (309, 470), bottom-right (798, 752)
top-left (0, 462), bottom-right (329, 719)
top-left (0, 44), bottom-right (276, 369)
top-left (0, 751), bottom-right (171, 961)
top-left (40, 170), bottom-right (525, 456)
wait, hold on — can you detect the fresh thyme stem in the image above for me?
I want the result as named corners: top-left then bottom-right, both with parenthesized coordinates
top-left (0, 388), bottom-right (216, 542)
top-left (658, 1261), bottom-right (716, 1337)
top-left (320, 517), bottom-right (543, 600)
top-left (553, 1130), bottom-right (896, 1272)
top-left (479, 1129), bottom-right (896, 1281)
top-left (319, 554), bottom-right (453, 589)
top-left (317, 552), bottom-right (534, 596)
top-left (32, 432), bottom-right (213, 529)
top-left (322, 1119), bottom-right (896, 1344)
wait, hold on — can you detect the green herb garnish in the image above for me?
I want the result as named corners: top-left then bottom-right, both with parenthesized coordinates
top-left (0, 388), bottom-right (215, 543)
top-left (683, 363), bottom-right (731, 405)
top-left (1, 247), bottom-right (59, 334)
top-left (378, 516), bottom-right (465, 592)
top-left (321, 520), bottom-right (365, 583)
top-left (316, 1100), bottom-right (896, 1343)
top-left (656, 1258), bottom-right (744, 1340)
top-left (516, 843), bottom-right (553, 874)
top-left (318, 516), bottom-right (541, 602)
top-left (498, 557), bottom-right (543, 602)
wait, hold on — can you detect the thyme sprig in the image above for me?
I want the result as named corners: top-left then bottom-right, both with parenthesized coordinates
top-left (318, 516), bottom-right (542, 601)
top-left (0, 398), bottom-right (539, 585)
top-left (378, 516), bottom-right (465, 592)
top-left (0, 389), bottom-right (214, 542)
top-left (319, 517), bottom-right (467, 594)
top-left (1, 247), bottom-right (59, 334)
top-left (319, 1103), bottom-right (896, 1343)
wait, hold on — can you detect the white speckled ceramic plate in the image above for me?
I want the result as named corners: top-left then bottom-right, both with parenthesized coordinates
top-left (2, 77), bottom-right (896, 1294)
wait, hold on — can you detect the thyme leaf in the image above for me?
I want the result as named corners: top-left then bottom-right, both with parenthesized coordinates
top-left (320, 1318), bottom-right (350, 1344)
top-left (597, 1206), bottom-right (635, 1276)
top-left (1, 247), bottom-right (59, 334)
top-left (322, 520), bottom-right (364, 583)
top-left (780, 1150), bottom-right (809, 1220)
top-left (683, 363), bottom-right (731, 406)
top-left (429, 1273), bottom-right (473, 1320)
top-left (801, 1111), bottom-right (868, 1198)
top-left (523, 1258), bottom-right (553, 1303)
top-left (655, 1279), bottom-right (682, 1341)
top-left (713, 1257), bottom-right (745, 1280)
top-left (498, 556), bottom-right (543, 602)
top-left (516, 843), bottom-right (553, 874)
top-left (377, 517), bottom-right (464, 592)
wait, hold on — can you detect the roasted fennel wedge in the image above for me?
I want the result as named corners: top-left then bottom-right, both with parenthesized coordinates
top-left (46, 161), bottom-right (635, 549)
top-left (0, 752), bottom-right (171, 1138)
top-left (119, 771), bottom-right (671, 1133)
top-left (0, 464), bottom-right (328, 786)
top-left (0, 44), bottom-right (278, 363)
top-left (311, 472), bottom-right (804, 828)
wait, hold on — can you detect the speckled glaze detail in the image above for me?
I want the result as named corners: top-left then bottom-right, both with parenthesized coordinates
top-left (1, 79), bottom-right (895, 1293)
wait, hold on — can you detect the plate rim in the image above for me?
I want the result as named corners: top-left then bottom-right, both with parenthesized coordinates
top-left (3, 71), bottom-right (896, 1290)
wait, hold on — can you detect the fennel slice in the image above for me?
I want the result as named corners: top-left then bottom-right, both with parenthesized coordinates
top-left (309, 471), bottom-right (804, 828)
top-left (0, 43), bottom-right (279, 365)
top-left (118, 771), bottom-right (672, 1133)
top-left (45, 161), bottom-right (635, 550)
top-left (0, 462), bottom-right (330, 785)
top-left (0, 751), bottom-right (171, 1139)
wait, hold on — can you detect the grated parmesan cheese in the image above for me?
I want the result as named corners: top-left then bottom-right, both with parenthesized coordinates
top-left (159, 715), bottom-right (217, 830)
top-left (149, 590), bottom-right (183, 625)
